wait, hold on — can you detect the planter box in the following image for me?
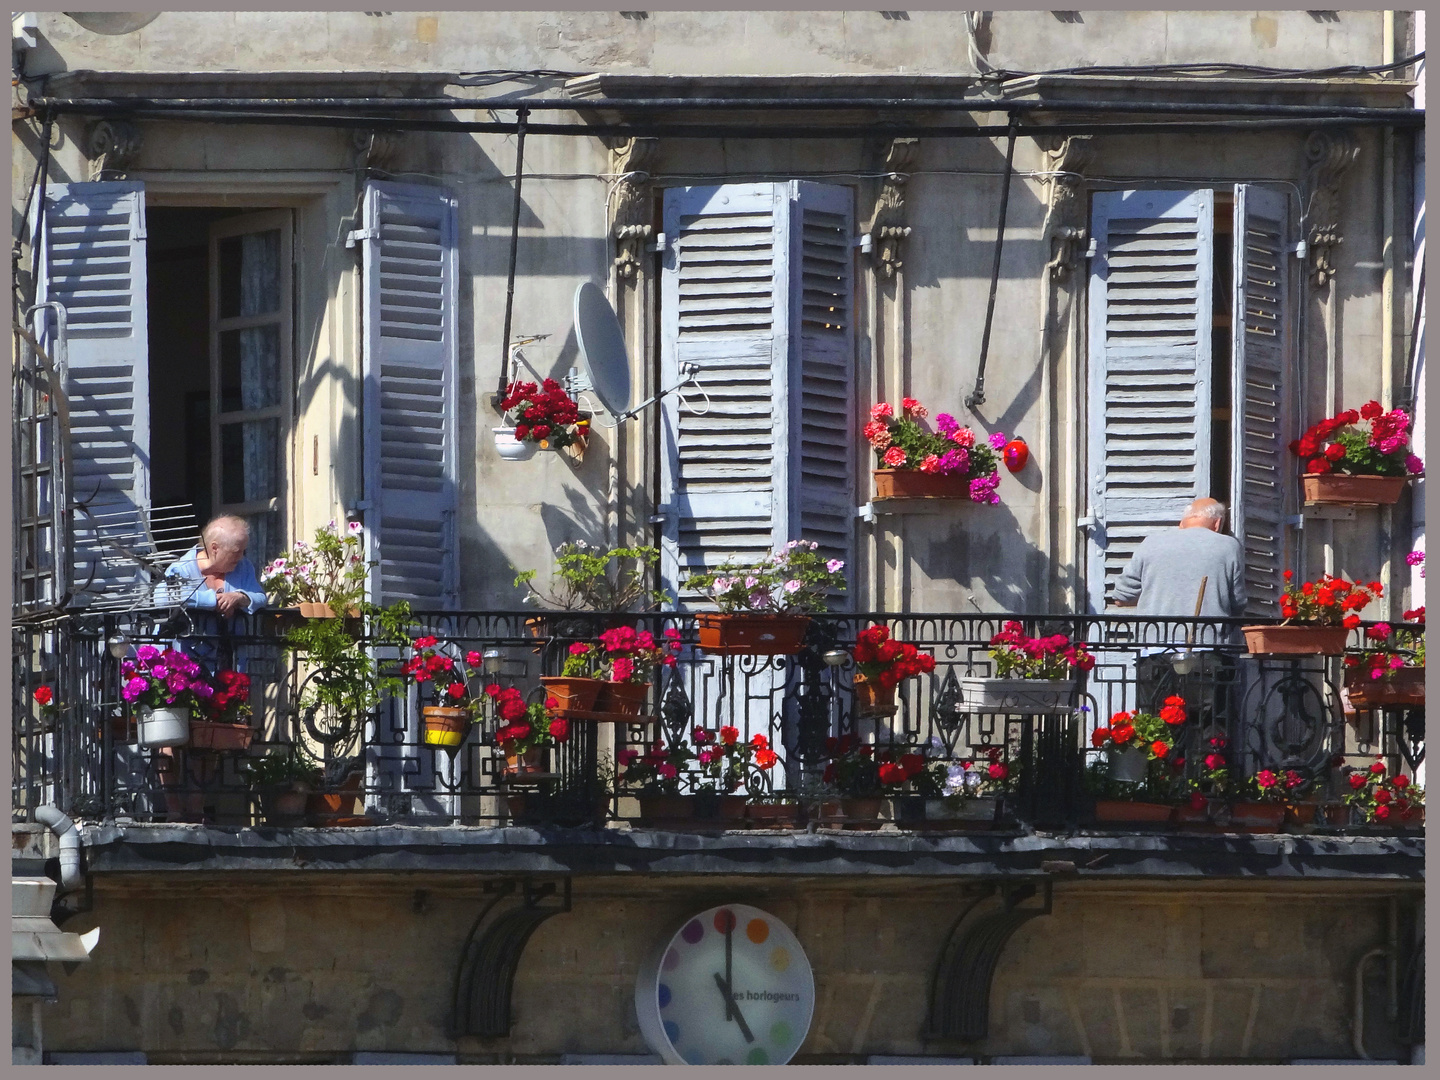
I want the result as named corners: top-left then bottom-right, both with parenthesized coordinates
top-left (1346, 667), bottom-right (1425, 708)
top-left (637, 794), bottom-right (695, 827)
top-left (853, 674), bottom-right (897, 717)
top-left (601, 681), bottom-right (650, 716)
top-left (137, 706), bottom-right (190, 748)
top-left (873, 468), bottom-right (973, 500)
top-left (1093, 799), bottom-right (1173, 824)
top-left (958, 677), bottom-right (1075, 714)
top-left (1107, 746), bottom-right (1150, 784)
top-left (691, 793), bottom-right (748, 829)
top-left (813, 797), bottom-right (884, 830)
top-left (1243, 625), bottom-right (1350, 656)
top-left (540, 676), bottom-right (604, 712)
top-left (922, 797), bottom-right (999, 829)
top-left (696, 613), bottom-right (810, 655)
top-left (187, 720), bottom-right (256, 753)
top-left (745, 802), bottom-right (802, 829)
top-left (1225, 802), bottom-right (1287, 831)
top-left (1173, 802), bottom-right (1213, 827)
top-left (1303, 473), bottom-right (1407, 506)
top-left (421, 705), bottom-right (471, 748)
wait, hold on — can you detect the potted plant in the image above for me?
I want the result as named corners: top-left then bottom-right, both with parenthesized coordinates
top-left (850, 624), bottom-right (936, 716)
top-left (261, 520), bottom-right (371, 619)
top-left (1245, 571), bottom-right (1381, 655)
top-left (1174, 734), bottom-right (1234, 827)
top-left (622, 735), bottom-right (699, 825)
top-left (1088, 697), bottom-right (1188, 822)
top-left (402, 635), bottom-right (487, 748)
top-left (306, 760), bottom-right (367, 826)
top-left (924, 741), bottom-right (1010, 829)
top-left (494, 377), bottom-right (589, 459)
top-left (864, 398), bottom-right (1006, 502)
top-left (1344, 608), bottom-right (1425, 709)
top-left (960, 622), bottom-right (1095, 713)
top-left (1222, 767), bottom-right (1307, 831)
top-left (1343, 759), bottom-right (1425, 829)
top-left (1290, 400), bottom-right (1423, 505)
top-left (684, 541), bottom-right (847, 655)
top-left (515, 541), bottom-right (669, 615)
top-left (120, 646), bottom-right (214, 748)
top-left (283, 602), bottom-right (409, 748)
top-left (815, 734), bottom-right (927, 827)
top-left (494, 691), bottom-right (569, 780)
top-left (595, 624), bottom-right (682, 715)
top-left (244, 749), bottom-right (324, 826)
top-left (187, 669), bottom-right (256, 752)
top-left (691, 725), bottom-right (777, 824)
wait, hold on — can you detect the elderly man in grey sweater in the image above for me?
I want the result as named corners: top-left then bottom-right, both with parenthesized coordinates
top-left (1109, 498), bottom-right (1248, 618)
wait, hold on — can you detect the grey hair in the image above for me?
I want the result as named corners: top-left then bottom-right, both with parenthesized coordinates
top-left (1193, 501), bottom-right (1227, 526)
top-left (202, 515), bottom-right (250, 552)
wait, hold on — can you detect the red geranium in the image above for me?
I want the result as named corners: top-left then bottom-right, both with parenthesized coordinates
top-left (853, 624), bottom-right (936, 689)
top-left (500, 378), bottom-right (587, 448)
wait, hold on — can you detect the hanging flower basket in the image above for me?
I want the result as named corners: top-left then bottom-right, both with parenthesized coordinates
top-left (136, 706), bottom-right (191, 748)
top-left (1106, 745), bottom-right (1150, 784)
top-left (1242, 625), bottom-right (1350, 655)
top-left (1093, 799), bottom-right (1173, 824)
top-left (421, 705), bottom-right (472, 748)
top-left (872, 469), bottom-right (973, 499)
top-left (493, 426), bottom-right (539, 461)
top-left (696, 613), bottom-right (811, 655)
top-left (187, 719), bottom-right (256, 753)
top-left (1303, 473), bottom-right (1408, 505)
top-left (1345, 667), bottom-right (1425, 708)
top-left (538, 676), bottom-right (604, 712)
top-left (958, 677), bottom-right (1075, 714)
top-left (853, 673), bottom-right (897, 717)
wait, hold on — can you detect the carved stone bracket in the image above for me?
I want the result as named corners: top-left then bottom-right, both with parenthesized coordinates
top-left (352, 129), bottom-right (405, 174)
top-left (86, 120), bottom-right (143, 180)
top-left (1035, 133), bottom-right (1094, 280)
top-left (864, 137), bottom-right (919, 279)
top-left (1303, 129), bottom-right (1360, 288)
top-left (607, 136), bottom-right (659, 279)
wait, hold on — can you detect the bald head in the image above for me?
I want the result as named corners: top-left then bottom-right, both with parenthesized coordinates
top-left (1179, 498), bottom-right (1226, 532)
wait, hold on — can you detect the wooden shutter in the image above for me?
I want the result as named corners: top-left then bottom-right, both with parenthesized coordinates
top-left (357, 181), bottom-right (459, 608)
top-left (1230, 185), bottom-right (1291, 616)
top-left (1086, 189), bottom-right (1214, 612)
top-left (33, 181), bottom-right (150, 595)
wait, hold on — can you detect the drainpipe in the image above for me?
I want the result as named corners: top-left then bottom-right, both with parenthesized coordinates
top-left (1381, 10), bottom-right (1397, 617)
top-left (33, 806), bottom-right (82, 893)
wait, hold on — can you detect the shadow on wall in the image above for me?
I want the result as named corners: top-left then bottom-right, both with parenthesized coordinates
top-left (917, 497), bottom-right (1077, 614)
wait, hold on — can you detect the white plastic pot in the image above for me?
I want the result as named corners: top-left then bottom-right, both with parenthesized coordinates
top-left (957, 677), bottom-right (1076, 714)
top-left (1107, 746), bottom-right (1150, 784)
top-left (137, 706), bottom-right (191, 748)
top-left (493, 427), bottom-right (539, 461)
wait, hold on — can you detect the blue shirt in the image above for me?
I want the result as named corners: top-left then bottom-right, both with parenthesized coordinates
top-left (162, 547), bottom-right (268, 677)
top-left (163, 547), bottom-right (269, 612)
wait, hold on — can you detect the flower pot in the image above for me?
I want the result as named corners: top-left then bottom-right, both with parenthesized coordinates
top-left (1107, 745), bottom-right (1150, 784)
top-left (299, 602), bottom-right (336, 619)
top-left (1226, 801), bottom-right (1287, 831)
top-left (421, 705), bottom-right (472, 748)
top-left (601, 681), bottom-right (650, 716)
top-left (1303, 473), bottom-right (1407, 506)
top-left (1284, 803), bottom-right (1321, 826)
top-left (958, 677), bottom-right (1075, 714)
top-left (539, 676), bottom-right (604, 712)
top-left (136, 706), bottom-right (191, 748)
top-left (696, 613), bottom-right (811, 655)
top-left (922, 797), bottom-right (999, 829)
top-left (638, 794), bottom-right (695, 826)
top-left (502, 747), bottom-right (547, 780)
top-left (1243, 625), bottom-right (1350, 655)
top-left (745, 802), bottom-right (801, 829)
top-left (1173, 802), bottom-right (1213, 827)
top-left (853, 674), bottom-right (897, 717)
top-left (1346, 667), bottom-right (1426, 708)
top-left (259, 783), bottom-right (309, 826)
top-left (187, 719), bottom-right (256, 753)
top-left (494, 426), bottom-right (539, 461)
top-left (1093, 799), bottom-right (1173, 823)
top-left (692, 793), bottom-right (748, 827)
top-left (840, 796), bottom-right (884, 829)
top-left (872, 468), bottom-right (973, 499)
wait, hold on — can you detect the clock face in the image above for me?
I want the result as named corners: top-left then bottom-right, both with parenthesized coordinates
top-left (635, 904), bottom-right (815, 1066)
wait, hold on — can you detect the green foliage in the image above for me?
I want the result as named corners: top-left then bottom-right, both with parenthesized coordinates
top-left (283, 601), bottom-right (414, 720)
top-left (1334, 429), bottom-right (1407, 477)
top-left (261, 522), bottom-right (373, 609)
top-left (513, 541), bottom-right (669, 612)
top-left (243, 747), bottom-right (323, 789)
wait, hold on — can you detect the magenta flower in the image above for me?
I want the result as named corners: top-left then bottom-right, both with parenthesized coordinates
top-left (938, 448), bottom-right (969, 476)
top-left (1406, 550), bottom-right (1425, 567)
top-left (969, 474), bottom-right (1001, 504)
top-left (1406, 455), bottom-right (1425, 475)
top-left (988, 431), bottom-right (1008, 450)
top-left (935, 413), bottom-right (959, 436)
top-left (135, 645), bottom-right (159, 663)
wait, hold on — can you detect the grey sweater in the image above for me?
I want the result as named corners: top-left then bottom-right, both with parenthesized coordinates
top-left (1110, 527), bottom-right (1248, 618)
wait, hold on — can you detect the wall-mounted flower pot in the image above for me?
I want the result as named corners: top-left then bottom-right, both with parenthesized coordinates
top-left (872, 468), bottom-right (971, 499)
top-left (853, 674), bottom-right (897, 717)
top-left (1093, 799), bottom-right (1173, 823)
top-left (696, 613), bottom-right (811, 655)
top-left (136, 706), bottom-right (190, 748)
top-left (1303, 473), bottom-right (1407, 505)
top-left (602, 681), bottom-right (650, 716)
top-left (1346, 667), bottom-right (1425, 708)
top-left (494, 427), bottom-right (539, 461)
top-left (421, 705), bottom-right (472, 748)
top-left (958, 677), bottom-right (1075, 714)
top-left (539, 676), bottom-right (604, 712)
top-left (1106, 746), bottom-right (1150, 784)
top-left (1243, 625), bottom-right (1349, 655)
top-left (187, 719), bottom-right (256, 753)
top-left (745, 802), bottom-right (801, 829)
top-left (1225, 802), bottom-right (1287, 831)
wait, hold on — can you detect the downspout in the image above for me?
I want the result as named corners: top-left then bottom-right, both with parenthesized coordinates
top-left (33, 805), bottom-right (82, 893)
top-left (1381, 10), bottom-right (1397, 617)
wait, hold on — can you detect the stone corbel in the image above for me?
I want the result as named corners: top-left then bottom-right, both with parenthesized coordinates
top-left (1302, 129), bottom-right (1360, 288)
top-left (864, 137), bottom-right (919, 279)
top-left (607, 136), bottom-right (659, 280)
top-left (353, 129), bottom-right (405, 174)
top-left (1035, 133), bottom-right (1094, 280)
top-left (85, 120), bottom-right (143, 180)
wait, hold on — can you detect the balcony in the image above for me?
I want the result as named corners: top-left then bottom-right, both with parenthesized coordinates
top-left (11, 610), bottom-right (1424, 881)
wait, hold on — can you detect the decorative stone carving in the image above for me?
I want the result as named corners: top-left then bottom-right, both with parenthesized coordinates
top-left (1303, 129), bottom-right (1360, 288)
top-left (353, 129), bottom-right (404, 174)
top-left (864, 137), bottom-right (919, 279)
top-left (85, 120), bottom-right (143, 180)
top-left (607, 136), bottom-right (658, 279)
top-left (1035, 133), bottom-right (1094, 279)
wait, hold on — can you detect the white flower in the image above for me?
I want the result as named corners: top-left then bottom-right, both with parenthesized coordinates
top-left (745, 576), bottom-right (758, 589)
top-left (826, 559), bottom-right (844, 573)
top-left (783, 579), bottom-right (803, 594)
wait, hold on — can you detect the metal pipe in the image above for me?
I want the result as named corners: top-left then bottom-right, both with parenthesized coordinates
top-left (1354, 945), bottom-right (1392, 1059)
top-left (33, 805), bottom-right (81, 893)
top-left (496, 108), bottom-right (529, 406)
top-left (967, 119), bottom-right (1019, 410)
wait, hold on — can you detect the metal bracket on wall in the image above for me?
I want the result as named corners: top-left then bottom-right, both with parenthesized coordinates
top-left (448, 877), bottom-right (573, 1040)
top-left (924, 878), bottom-right (1054, 1044)
top-left (1303, 504), bottom-right (1357, 521)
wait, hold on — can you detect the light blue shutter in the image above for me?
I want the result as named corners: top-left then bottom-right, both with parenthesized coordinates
top-left (1086, 189), bottom-right (1214, 612)
top-left (358, 181), bottom-right (459, 608)
top-left (1230, 185), bottom-right (1291, 616)
top-left (33, 181), bottom-right (150, 595)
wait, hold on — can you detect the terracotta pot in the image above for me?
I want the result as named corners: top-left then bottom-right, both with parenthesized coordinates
top-left (421, 705), bottom-right (472, 748)
top-left (1173, 802), bottom-right (1213, 827)
top-left (1243, 624), bottom-right (1350, 656)
top-left (1093, 799), bottom-right (1173, 823)
top-left (958, 677), bottom-right (1076, 715)
top-left (602, 681), bottom-right (650, 716)
top-left (692, 793), bottom-right (748, 826)
top-left (306, 772), bottom-right (365, 825)
top-left (188, 719), bottom-right (256, 753)
top-left (1285, 803), bottom-right (1320, 826)
top-left (502, 747), bottom-right (547, 779)
top-left (539, 676), bottom-right (603, 712)
top-left (840, 796), bottom-right (884, 829)
top-left (638, 794), bottom-right (695, 825)
top-left (1226, 802), bottom-right (1287, 831)
top-left (1303, 473), bottom-right (1407, 506)
top-left (696, 613), bottom-right (811, 655)
top-left (299, 602), bottom-right (335, 619)
top-left (853, 674), bottom-right (897, 716)
top-left (872, 468), bottom-right (973, 499)
top-left (745, 802), bottom-right (801, 829)
top-left (1346, 667), bottom-right (1426, 708)
top-left (259, 783), bottom-right (309, 825)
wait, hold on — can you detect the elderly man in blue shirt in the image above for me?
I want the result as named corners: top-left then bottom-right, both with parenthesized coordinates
top-left (163, 515), bottom-right (268, 677)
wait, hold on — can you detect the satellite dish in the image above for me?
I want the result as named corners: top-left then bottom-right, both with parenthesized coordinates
top-left (65, 12), bottom-right (162, 34)
top-left (573, 281), bottom-right (632, 417)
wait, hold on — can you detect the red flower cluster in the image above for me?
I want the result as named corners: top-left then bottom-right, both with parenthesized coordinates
top-left (987, 620), bottom-right (1095, 679)
top-left (597, 624), bottom-right (682, 682)
top-left (1289, 402), bottom-right (1422, 476)
top-left (32, 686), bottom-right (53, 707)
top-left (500, 378), bottom-right (585, 447)
top-left (1278, 571), bottom-right (1380, 628)
top-left (203, 669), bottom-right (252, 723)
top-left (1344, 758), bottom-right (1423, 823)
top-left (1092, 699), bottom-right (1185, 761)
top-left (751, 733), bottom-right (779, 770)
top-left (401, 635), bottom-right (469, 702)
top-left (853, 625), bottom-right (937, 688)
top-left (876, 751), bottom-right (927, 787)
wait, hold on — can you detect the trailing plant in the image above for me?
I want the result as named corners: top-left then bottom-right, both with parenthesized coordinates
top-left (283, 601), bottom-right (413, 719)
top-left (1289, 401), bottom-right (1424, 478)
top-left (853, 624), bottom-right (937, 688)
top-left (513, 541), bottom-right (669, 612)
top-left (261, 521), bottom-right (372, 610)
top-left (1278, 571), bottom-right (1381, 627)
top-left (863, 397), bottom-right (1005, 503)
top-left (986, 621), bottom-right (1096, 680)
top-left (685, 540), bottom-right (847, 614)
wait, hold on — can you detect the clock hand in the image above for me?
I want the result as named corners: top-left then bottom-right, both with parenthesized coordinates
top-left (724, 924), bottom-right (734, 1021)
top-left (712, 972), bottom-right (756, 1044)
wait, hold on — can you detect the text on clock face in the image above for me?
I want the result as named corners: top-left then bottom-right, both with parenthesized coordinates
top-left (724, 989), bottom-right (802, 1002)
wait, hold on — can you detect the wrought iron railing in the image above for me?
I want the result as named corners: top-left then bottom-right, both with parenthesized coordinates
top-left (11, 608), bottom-right (1424, 831)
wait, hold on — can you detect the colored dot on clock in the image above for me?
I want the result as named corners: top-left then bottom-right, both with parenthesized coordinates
top-left (681, 919), bottom-right (704, 944)
top-left (746, 918), bottom-right (769, 944)
top-left (769, 946), bottom-right (790, 972)
top-left (662, 947), bottom-right (679, 971)
top-left (714, 908), bottom-right (736, 934)
top-left (657, 983), bottom-right (671, 1009)
top-left (746, 1047), bottom-right (770, 1065)
top-left (770, 1020), bottom-right (792, 1046)
top-left (663, 1020), bottom-right (680, 1044)
top-left (683, 1050), bottom-right (706, 1066)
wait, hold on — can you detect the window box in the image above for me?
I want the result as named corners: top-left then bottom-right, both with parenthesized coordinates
top-left (187, 719), bottom-right (256, 753)
top-left (1093, 799), bottom-right (1173, 824)
top-left (696, 613), bottom-right (811, 655)
top-left (872, 469), bottom-right (972, 500)
top-left (957, 677), bottom-right (1075, 714)
top-left (1242, 625), bottom-right (1349, 655)
top-left (1302, 473), bottom-right (1407, 506)
top-left (1346, 667), bottom-right (1425, 708)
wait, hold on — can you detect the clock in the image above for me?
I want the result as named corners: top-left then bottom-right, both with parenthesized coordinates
top-left (635, 903), bottom-right (815, 1066)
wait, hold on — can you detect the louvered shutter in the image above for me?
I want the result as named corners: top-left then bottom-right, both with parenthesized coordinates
top-left (1086, 189), bottom-right (1214, 612)
top-left (1230, 185), bottom-right (1291, 616)
top-left (357, 181), bottom-right (459, 608)
top-left (33, 181), bottom-right (150, 595)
